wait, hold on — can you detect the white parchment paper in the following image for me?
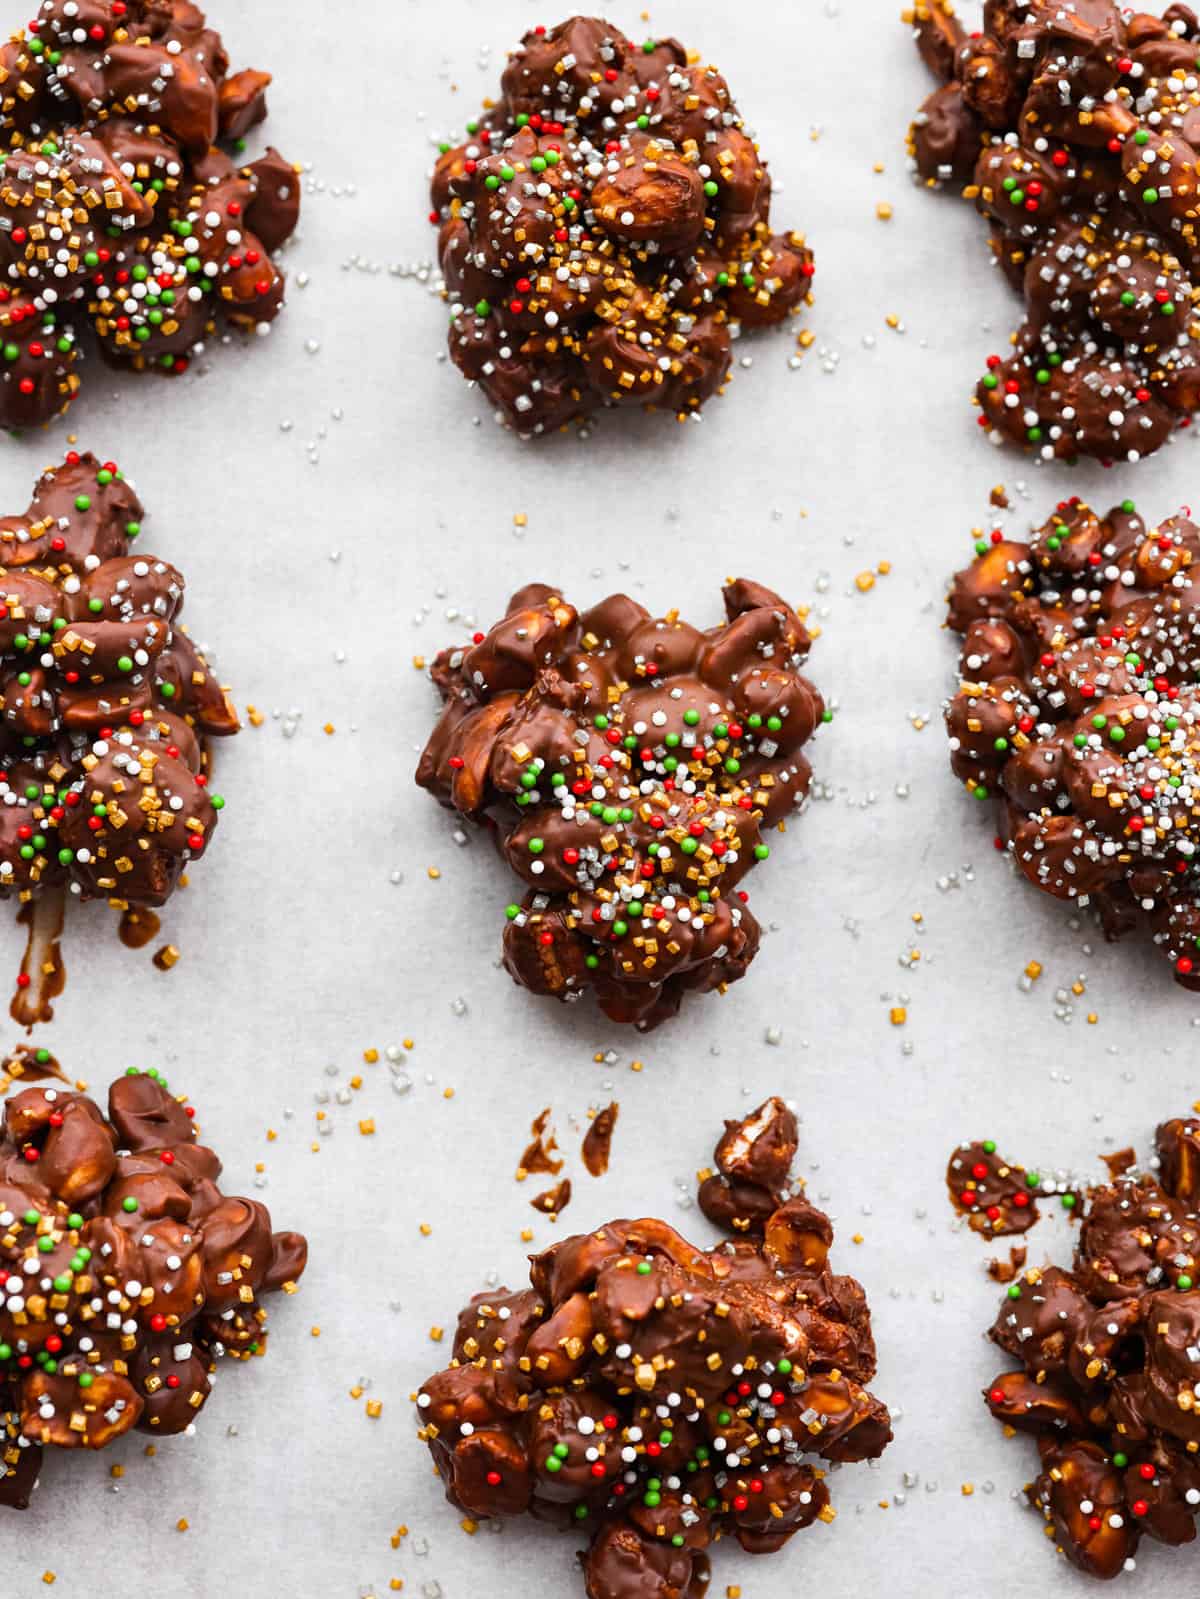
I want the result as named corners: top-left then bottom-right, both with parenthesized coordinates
top-left (7, 0), bottom-right (1200, 1593)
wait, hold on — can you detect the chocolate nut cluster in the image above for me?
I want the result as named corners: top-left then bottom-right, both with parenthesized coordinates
top-left (416, 579), bottom-right (826, 1030)
top-left (905, 0), bottom-right (1200, 464)
top-left (945, 496), bottom-right (1200, 992)
top-left (415, 1099), bottom-right (890, 1599)
top-left (0, 452), bottom-right (234, 912)
top-left (430, 15), bottom-right (813, 435)
top-left (0, 1067), bottom-right (307, 1509)
top-left (984, 1112), bottom-right (1200, 1578)
top-left (0, 0), bottom-right (300, 429)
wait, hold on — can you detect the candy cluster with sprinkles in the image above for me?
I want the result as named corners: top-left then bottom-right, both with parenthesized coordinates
top-left (947, 1137), bottom-right (1081, 1236)
top-left (905, 0), bottom-right (1200, 463)
top-left (417, 578), bottom-right (827, 1030)
top-left (0, 1066), bottom-right (306, 1509)
top-left (430, 16), bottom-right (814, 435)
top-left (945, 495), bottom-right (1200, 991)
top-left (0, 451), bottom-right (235, 921)
top-left (415, 1099), bottom-right (890, 1599)
top-left (0, 0), bottom-right (300, 428)
top-left (981, 1112), bottom-right (1200, 1578)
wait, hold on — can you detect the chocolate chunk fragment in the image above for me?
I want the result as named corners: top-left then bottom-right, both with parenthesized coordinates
top-left (988, 1245), bottom-right (1028, 1284)
top-left (531, 1178), bottom-right (572, 1215)
top-left (0, 1067), bottom-right (305, 1510)
top-left (430, 17), bottom-right (813, 435)
top-left (417, 580), bottom-right (825, 1029)
top-left (518, 1108), bottom-right (563, 1179)
top-left (415, 1108), bottom-right (890, 1595)
top-left (581, 1103), bottom-right (619, 1178)
top-left (945, 499), bottom-right (1200, 991)
top-left (0, 2), bottom-right (299, 428)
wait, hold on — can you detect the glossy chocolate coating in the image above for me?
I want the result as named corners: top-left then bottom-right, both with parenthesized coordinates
top-left (945, 498), bottom-right (1200, 992)
top-left (430, 16), bottom-right (813, 435)
top-left (904, 0), bottom-right (1200, 462)
top-left (417, 579), bottom-right (825, 1029)
top-left (0, 1069), bottom-right (306, 1509)
top-left (699, 1095), bottom-right (802, 1238)
top-left (0, 451), bottom-right (235, 910)
top-left (946, 1139), bottom-right (1053, 1236)
top-left (415, 1102), bottom-right (890, 1596)
top-left (0, 0), bottom-right (300, 428)
top-left (983, 1113), bottom-right (1200, 1577)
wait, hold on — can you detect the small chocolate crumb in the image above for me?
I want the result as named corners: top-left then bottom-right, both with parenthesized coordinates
top-left (581, 1102), bottom-right (619, 1177)
top-left (530, 1178), bottom-right (572, 1216)
top-left (986, 1245), bottom-right (1027, 1284)
top-left (517, 1108), bottom-right (562, 1180)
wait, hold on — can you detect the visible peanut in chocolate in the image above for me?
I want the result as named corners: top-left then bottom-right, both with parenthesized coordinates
top-left (982, 1112), bottom-right (1200, 1577)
